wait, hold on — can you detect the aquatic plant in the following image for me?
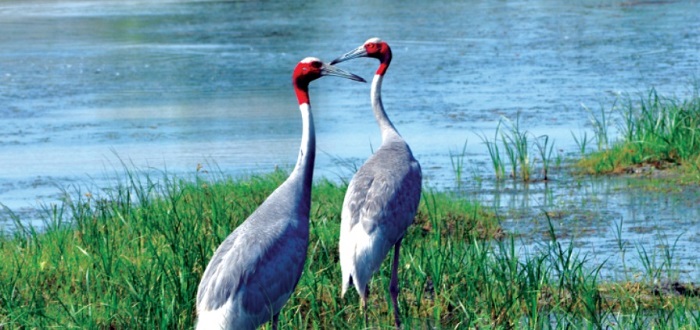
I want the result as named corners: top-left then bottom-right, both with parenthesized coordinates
top-left (578, 88), bottom-right (700, 178)
top-left (534, 134), bottom-right (555, 181)
top-left (583, 100), bottom-right (614, 153)
top-left (572, 130), bottom-right (590, 157)
top-left (448, 139), bottom-right (469, 189)
top-left (479, 127), bottom-right (506, 180)
top-left (501, 115), bottom-right (532, 181)
top-left (481, 115), bottom-right (556, 182)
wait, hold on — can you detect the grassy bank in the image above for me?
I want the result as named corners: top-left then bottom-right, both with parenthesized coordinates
top-left (576, 89), bottom-right (700, 182)
top-left (1, 169), bottom-right (698, 329)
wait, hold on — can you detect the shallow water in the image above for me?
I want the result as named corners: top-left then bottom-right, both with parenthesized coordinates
top-left (466, 174), bottom-right (700, 281)
top-left (1, 0), bottom-right (699, 280)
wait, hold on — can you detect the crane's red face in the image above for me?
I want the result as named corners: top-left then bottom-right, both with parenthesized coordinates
top-left (293, 58), bottom-right (325, 88)
top-left (292, 57), bottom-right (365, 105)
top-left (364, 40), bottom-right (390, 60)
top-left (331, 37), bottom-right (392, 75)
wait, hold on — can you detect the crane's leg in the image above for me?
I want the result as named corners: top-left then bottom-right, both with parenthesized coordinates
top-left (272, 312), bottom-right (279, 330)
top-left (390, 239), bottom-right (403, 329)
top-left (361, 283), bottom-right (369, 326)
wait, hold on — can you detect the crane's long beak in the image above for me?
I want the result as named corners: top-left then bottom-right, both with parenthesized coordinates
top-left (322, 63), bottom-right (366, 82)
top-left (330, 45), bottom-right (368, 65)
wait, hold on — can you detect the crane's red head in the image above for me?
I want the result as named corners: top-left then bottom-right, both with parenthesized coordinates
top-left (331, 37), bottom-right (392, 76)
top-left (292, 57), bottom-right (365, 105)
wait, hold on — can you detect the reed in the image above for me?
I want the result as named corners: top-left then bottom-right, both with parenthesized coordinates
top-left (583, 100), bottom-right (613, 153)
top-left (502, 115), bottom-right (532, 181)
top-left (479, 127), bottom-right (506, 180)
top-left (448, 139), bottom-right (469, 189)
top-left (572, 130), bottom-right (590, 157)
top-left (534, 134), bottom-right (555, 181)
top-left (481, 115), bottom-right (556, 182)
top-left (578, 89), bottom-right (700, 178)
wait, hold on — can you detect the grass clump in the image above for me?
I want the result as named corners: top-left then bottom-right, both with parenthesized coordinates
top-left (1, 168), bottom-right (698, 329)
top-left (480, 114), bottom-right (558, 182)
top-left (577, 89), bottom-right (700, 180)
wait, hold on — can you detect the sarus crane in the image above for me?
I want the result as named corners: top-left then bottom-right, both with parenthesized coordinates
top-left (196, 57), bottom-right (364, 330)
top-left (332, 38), bottom-right (422, 329)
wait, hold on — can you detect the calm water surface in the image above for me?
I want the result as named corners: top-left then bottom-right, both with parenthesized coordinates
top-left (1, 0), bottom-right (699, 279)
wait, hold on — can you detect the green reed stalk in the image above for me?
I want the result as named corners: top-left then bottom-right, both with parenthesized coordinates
top-left (534, 134), bottom-right (555, 181)
top-left (479, 126), bottom-right (506, 180)
top-left (501, 115), bottom-right (531, 181)
top-left (583, 101), bottom-right (613, 152)
top-left (449, 139), bottom-right (469, 189)
top-left (571, 130), bottom-right (589, 157)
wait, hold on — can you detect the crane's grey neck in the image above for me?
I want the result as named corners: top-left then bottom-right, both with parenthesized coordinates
top-left (294, 103), bottom-right (316, 189)
top-left (371, 74), bottom-right (400, 142)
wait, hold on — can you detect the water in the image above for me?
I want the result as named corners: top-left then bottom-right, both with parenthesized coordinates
top-left (1, 0), bottom-right (699, 279)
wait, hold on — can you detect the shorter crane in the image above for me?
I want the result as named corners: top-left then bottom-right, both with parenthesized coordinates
top-left (333, 38), bottom-right (422, 329)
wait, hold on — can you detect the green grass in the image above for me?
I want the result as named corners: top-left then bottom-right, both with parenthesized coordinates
top-left (1, 168), bottom-right (698, 329)
top-left (577, 89), bottom-right (700, 181)
top-left (449, 139), bottom-right (469, 189)
top-left (480, 114), bottom-right (557, 182)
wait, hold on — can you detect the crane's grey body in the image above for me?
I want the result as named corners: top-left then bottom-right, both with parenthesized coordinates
top-left (196, 168), bottom-right (312, 329)
top-left (340, 132), bottom-right (421, 291)
top-left (196, 104), bottom-right (314, 329)
top-left (339, 73), bottom-right (422, 326)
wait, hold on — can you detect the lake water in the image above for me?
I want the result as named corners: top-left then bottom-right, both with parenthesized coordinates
top-left (1, 0), bottom-right (699, 280)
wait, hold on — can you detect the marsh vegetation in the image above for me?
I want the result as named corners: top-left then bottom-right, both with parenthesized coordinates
top-left (577, 89), bottom-right (700, 182)
top-left (1, 160), bottom-right (698, 328)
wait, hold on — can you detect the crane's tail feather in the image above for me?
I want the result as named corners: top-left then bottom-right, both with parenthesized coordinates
top-left (196, 305), bottom-right (229, 330)
top-left (341, 274), bottom-right (353, 298)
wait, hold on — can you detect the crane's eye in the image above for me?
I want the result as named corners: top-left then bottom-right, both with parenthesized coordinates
top-left (310, 61), bottom-right (322, 69)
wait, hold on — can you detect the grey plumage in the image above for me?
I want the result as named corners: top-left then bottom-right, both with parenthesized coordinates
top-left (195, 57), bottom-right (364, 330)
top-left (343, 136), bottom-right (421, 244)
top-left (340, 134), bottom-right (421, 287)
top-left (334, 38), bottom-right (422, 329)
top-left (196, 176), bottom-right (311, 329)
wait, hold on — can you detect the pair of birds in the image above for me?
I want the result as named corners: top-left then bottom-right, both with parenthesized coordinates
top-left (196, 38), bottom-right (422, 330)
